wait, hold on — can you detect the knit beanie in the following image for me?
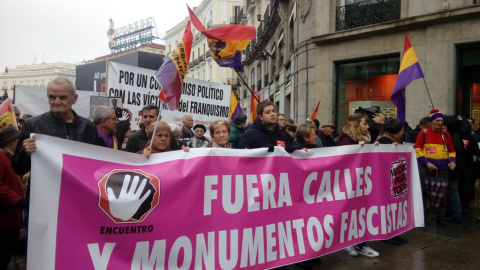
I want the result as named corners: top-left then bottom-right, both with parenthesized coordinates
top-left (193, 124), bottom-right (206, 132)
top-left (0, 126), bottom-right (20, 146)
top-left (429, 109), bottom-right (444, 121)
top-left (383, 118), bottom-right (404, 134)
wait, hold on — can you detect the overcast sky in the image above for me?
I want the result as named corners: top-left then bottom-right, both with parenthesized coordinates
top-left (0, 0), bottom-right (203, 69)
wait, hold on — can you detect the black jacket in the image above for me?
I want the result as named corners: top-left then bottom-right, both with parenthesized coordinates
top-left (292, 140), bottom-right (317, 150)
top-left (404, 126), bottom-right (421, 144)
top-left (126, 127), bottom-right (148, 153)
top-left (12, 110), bottom-right (98, 175)
top-left (318, 131), bottom-right (336, 147)
top-left (239, 118), bottom-right (289, 149)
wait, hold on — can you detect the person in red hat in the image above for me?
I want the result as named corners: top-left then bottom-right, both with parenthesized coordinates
top-left (414, 109), bottom-right (456, 226)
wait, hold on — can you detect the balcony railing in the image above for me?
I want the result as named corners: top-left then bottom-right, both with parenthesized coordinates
top-left (247, 0), bottom-right (256, 13)
top-left (190, 58), bottom-right (199, 68)
top-left (257, 21), bottom-right (264, 40)
top-left (205, 49), bottom-right (212, 58)
top-left (207, 20), bottom-right (213, 29)
top-left (336, 0), bottom-right (401, 31)
top-left (285, 61), bottom-right (291, 83)
top-left (199, 54), bottom-right (205, 63)
top-left (264, 5), bottom-right (270, 22)
top-left (237, 6), bottom-right (247, 24)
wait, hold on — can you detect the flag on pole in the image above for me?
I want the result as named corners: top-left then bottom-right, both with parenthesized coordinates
top-left (187, 6), bottom-right (255, 68)
top-left (250, 91), bottom-right (259, 123)
top-left (154, 21), bottom-right (193, 110)
top-left (158, 90), bottom-right (167, 104)
top-left (0, 98), bottom-right (18, 129)
top-left (309, 100), bottom-right (321, 120)
top-left (392, 35), bottom-right (424, 122)
top-left (228, 81), bottom-right (243, 122)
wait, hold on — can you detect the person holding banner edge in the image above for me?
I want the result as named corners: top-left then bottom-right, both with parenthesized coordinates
top-left (239, 101), bottom-right (289, 150)
top-left (10, 77), bottom-right (98, 265)
top-left (338, 113), bottom-right (380, 257)
top-left (12, 76), bottom-right (98, 176)
top-left (208, 120), bottom-right (231, 148)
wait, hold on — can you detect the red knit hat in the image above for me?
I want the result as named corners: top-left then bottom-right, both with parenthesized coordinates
top-left (429, 109), bottom-right (444, 121)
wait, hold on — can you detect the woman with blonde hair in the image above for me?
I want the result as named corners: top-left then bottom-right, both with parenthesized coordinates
top-left (338, 113), bottom-right (371, 146)
top-left (208, 120), bottom-right (231, 148)
top-left (338, 113), bottom-right (379, 258)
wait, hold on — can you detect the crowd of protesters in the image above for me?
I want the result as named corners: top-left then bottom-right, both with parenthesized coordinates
top-left (1, 76), bottom-right (480, 269)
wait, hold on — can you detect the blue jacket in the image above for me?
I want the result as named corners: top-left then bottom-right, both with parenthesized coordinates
top-left (239, 118), bottom-right (289, 149)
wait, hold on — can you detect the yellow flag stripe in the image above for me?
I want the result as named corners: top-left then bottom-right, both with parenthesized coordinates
top-left (169, 40), bottom-right (189, 81)
top-left (398, 47), bottom-right (419, 73)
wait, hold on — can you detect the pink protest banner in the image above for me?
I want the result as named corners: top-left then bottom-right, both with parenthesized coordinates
top-left (29, 135), bottom-right (423, 269)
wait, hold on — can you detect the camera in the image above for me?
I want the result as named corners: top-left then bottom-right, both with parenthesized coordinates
top-left (354, 106), bottom-right (380, 120)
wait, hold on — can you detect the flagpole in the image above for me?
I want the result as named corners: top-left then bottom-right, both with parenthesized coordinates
top-left (234, 69), bottom-right (260, 102)
top-left (422, 78), bottom-right (435, 109)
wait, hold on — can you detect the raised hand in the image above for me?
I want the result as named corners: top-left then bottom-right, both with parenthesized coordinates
top-left (107, 175), bottom-right (151, 221)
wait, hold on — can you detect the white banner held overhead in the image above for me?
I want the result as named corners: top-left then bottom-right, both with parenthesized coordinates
top-left (106, 62), bottom-right (231, 131)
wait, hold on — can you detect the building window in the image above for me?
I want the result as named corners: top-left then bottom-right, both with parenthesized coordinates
top-left (336, 0), bottom-right (401, 31)
top-left (279, 42), bottom-right (284, 67)
top-left (251, 68), bottom-right (256, 92)
top-left (335, 55), bottom-right (400, 128)
top-left (271, 47), bottom-right (276, 76)
top-left (289, 14), bottom-right (294, 54)
top-left (257, 63), bottom-right (262, 90)
top-left (456, 44), bottom-right (480, 130)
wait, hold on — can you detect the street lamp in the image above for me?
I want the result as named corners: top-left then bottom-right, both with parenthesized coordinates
top-left (256, 49), bottom-right (274, 61)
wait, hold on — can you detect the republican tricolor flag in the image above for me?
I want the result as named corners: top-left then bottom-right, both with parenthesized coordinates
top-left (155, 21), bottom-right (193, 110)
top-left (0, 98), bottom-right (18, 129)
top-left (309, 100), bottom-right (321, 120)
top-left (391, 35), bottom-right (424, 122)
top-left (187, 6), bottom-right (255, 69)
top-left (250, 92), bottom-right (260, 123)
top-left (228, 80), bottom-right (243, 122)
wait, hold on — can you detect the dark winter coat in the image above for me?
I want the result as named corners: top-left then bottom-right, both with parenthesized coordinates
top-left (0, 152), bottom-right (23, 231)
top-left (292, 140), bottom-right (318, 150)
top-left (228, 123), bottom-right (244, 149)
top-left (239, 118), bottom-right (289, 149)
top-left (126, 127), bottom-right (148, 153)
top-left (404, 126), bottom-right (421, 144)
top-left (318, 131), bottom-right (336, 147)
top-left (12, 110), bottom-right (98, 175)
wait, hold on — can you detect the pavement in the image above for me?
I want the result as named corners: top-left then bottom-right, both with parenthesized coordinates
top-left (279, 202), bottom-right (480, 270)
top-left (8, 203), bottom-right (480, 270)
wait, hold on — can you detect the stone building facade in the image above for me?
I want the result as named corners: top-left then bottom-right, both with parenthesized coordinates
top-left (238, 0), bottom-right (480, 128)
top-left (0, 62), bottom-right (76, 99)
